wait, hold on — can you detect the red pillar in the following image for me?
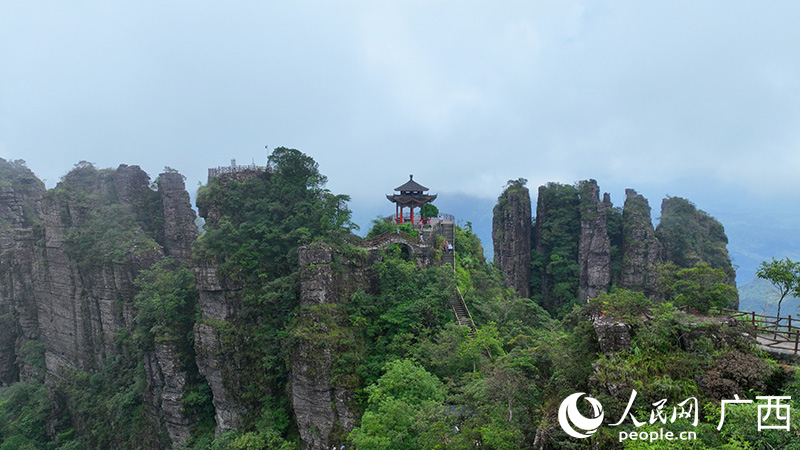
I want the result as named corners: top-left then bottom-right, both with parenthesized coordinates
top-left (400, 205), bottom-right (404, 224)
top-left (410, 205), bottom-right (414, 224)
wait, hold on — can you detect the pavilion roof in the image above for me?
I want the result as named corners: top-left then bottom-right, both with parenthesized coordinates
top-left (395, 175), bottom-right (429, 192)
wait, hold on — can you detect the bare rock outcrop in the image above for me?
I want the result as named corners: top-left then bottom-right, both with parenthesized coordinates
top-left (193, 263), bottom-right (247, 435)
top-left (592, 314), bottom-right (631, 354)
top-left (620, 189), bottom-right (661, 297)
top-left (578, 180), bottom-right (611, 301)
top-left (0, 160), bottom-right (44, 385)
top-left (158, 172), bottom-right (198, 263)
top-left (143, 340), bottom-right (194, 446)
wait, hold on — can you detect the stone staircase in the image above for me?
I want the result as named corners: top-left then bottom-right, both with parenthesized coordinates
top-left (438, 219), bottom-right (475, 333)
top-left (451, 286), bottom-right (476, 333)
top-left (441, 220), bottom-right (455, 268)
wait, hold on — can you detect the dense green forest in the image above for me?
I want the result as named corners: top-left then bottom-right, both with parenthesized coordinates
top-left (0, 152), bottom-right (798, 449)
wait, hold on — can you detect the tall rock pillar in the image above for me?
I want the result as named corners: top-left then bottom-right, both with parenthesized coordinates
top-left (291, 244), bottom-right (363, 450)
top-left (620, 189), bottom-right (661, 296)
top-left (578, 180), bottom-right (611, 301)
top-left (157, 172), bottom-right (198, 263)
top-left (492, 180), bottom-right (532, 298)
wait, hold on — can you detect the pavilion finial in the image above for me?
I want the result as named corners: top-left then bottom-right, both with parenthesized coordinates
top-left (410, 174), bottom-right (413, 180)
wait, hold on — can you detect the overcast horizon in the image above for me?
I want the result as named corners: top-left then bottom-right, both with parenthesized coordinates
top-left (3, 1), bottom-right (800, 284)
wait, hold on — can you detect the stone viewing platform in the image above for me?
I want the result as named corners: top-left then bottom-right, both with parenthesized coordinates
top-left (207, 159), bottom-right (264, 182)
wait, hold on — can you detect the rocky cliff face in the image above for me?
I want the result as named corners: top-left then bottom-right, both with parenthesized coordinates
top-left (192, 263), bottom-right (247, 435)
top-left (290, 244), bottom-right (365, 450)
top-left (0, 160), bottom-right (45, 386)
top-left (143, 340), bottom-right (194, 445)
top-left (192, 171), bottom-right (255, 435)
top-left (619, 189), bottom-right (662, 297)
top-left (492, 181), bottom-right (532, 298)
top-left (145, 172), bottom-right (200, 447)
top-left (33, 164), bottom-right (164, 375)
top-left (578, 180), bottom-right (611, 302)
top-left (0, 160), bottom-right (199, 448)
top-left (0, 158), bottom-right (743, 448)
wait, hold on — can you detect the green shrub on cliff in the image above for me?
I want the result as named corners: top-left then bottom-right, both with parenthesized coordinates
top-left (658, 262), bottom-right (738, 313)
top-left (55, 162), bottom-right (163, 271)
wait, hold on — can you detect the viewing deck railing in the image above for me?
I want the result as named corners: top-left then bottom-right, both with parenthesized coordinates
top-left (717, 308), bottom-right (800, 354)
top-left (208, 164), bottom-right (264, 179)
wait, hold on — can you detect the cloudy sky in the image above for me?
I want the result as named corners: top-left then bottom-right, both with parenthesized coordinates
top-left (2, 1), bottom-right (799, 282)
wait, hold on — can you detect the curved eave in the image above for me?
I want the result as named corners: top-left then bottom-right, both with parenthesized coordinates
top-left (386, 193), bottom-right (437, 205)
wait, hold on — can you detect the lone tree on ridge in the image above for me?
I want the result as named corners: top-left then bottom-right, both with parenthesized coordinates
top-left (756, 257), bottom-right (800, 319)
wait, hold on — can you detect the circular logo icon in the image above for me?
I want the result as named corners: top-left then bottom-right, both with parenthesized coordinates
top-left (558, 392), bottom-right (604, 439)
